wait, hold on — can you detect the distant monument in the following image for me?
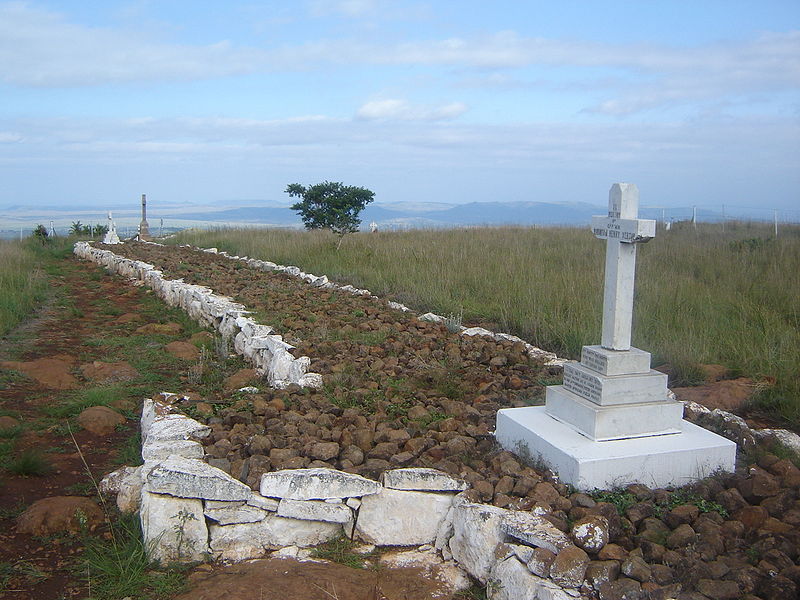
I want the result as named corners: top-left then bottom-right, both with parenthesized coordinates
top-left (139, 194), bottom-right (151, 240)
top-left (495, 183), bottom-right (736, 490)
top-left (370, 221), bottom-right (378, 233)
top-left (103, 212), bottom-right (120, 244)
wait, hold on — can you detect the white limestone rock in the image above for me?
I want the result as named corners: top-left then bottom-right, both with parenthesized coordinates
top-left (99, 465), bottom-right (138, 496)
top-left (449, 502), bottom-right (509, 584)
top-left (147, 455), bottom-right (251, 501)
top-left (754, 428), bottom-right (800, 454)
top-left (205, 501), bottom-right (268, 525)
top-left (247, 494), bottom-right (279, 512)
top-left (488, 556), bottom-right (574, 600)
top-left (143, 413), bottom-right (210, 445)
top-left (419, 312), bottom-right (445, 323)
top-left (500, 511), bottom-right (572, 553)
top-left (260, 468), bottom-right (381, 500)
top-left (140, 491), bottom-right (208, 563)
top-left (355, 488), bottom-right (455, 546)
top-left (142, 438), bottom-right (204, 461)
top-left (208, 515), bottom-right (342, 561)
top-left (383, 468), bottom-right (469, 492)
top-left (277, 498), bottom-right (353, 524)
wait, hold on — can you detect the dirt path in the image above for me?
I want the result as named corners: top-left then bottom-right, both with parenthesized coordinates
top-left (0, 252), bottom-right (473, 600)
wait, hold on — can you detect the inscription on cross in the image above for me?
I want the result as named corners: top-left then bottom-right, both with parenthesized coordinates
top-left (593, 184), bottom-right (656, 351)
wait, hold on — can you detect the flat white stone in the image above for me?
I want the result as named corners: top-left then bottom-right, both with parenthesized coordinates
top-left (495, 407), bottom-right (737, 491)
top-left (355, 488), bottom-right (454, 546)
top-left (208, 515), bottom-right (342, 561)
top-left (147, 455), bottom-right (252, 501)
top-left (500, 512), bottom-right (572, 553)
top-left (383, 468), bottom-right (469, 492)
top-left (260, 468), bottom-right (381, 500)
top-left (449, 502), bottom-right (508, 584)
top-left (545, 385), bottom-right (683, 441)
top-left (247, 494), bottom-right (280, 512)
top-left (205, 503), bottom-right (268, 525)
top-left (277, 498), bottom-right (353, 524)
top-left (140, 491), bottom-right (208, 563)
top-left (488, 557), bottom-right (574, 600)
top-left (561, 363), bottom-right (667, 406)
top-left (142, 438), bottom-right (204, 461)
top-left (145, 414), bottom-right (211, 445)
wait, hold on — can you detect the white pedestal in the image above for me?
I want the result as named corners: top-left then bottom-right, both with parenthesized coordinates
top-left (495, 407), bottom-right (736, 491)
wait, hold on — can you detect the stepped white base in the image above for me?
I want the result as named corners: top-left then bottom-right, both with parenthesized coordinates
top-left (495, 407), bottom-right (736, 491)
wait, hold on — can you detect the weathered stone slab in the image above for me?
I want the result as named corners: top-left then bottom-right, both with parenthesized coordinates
top-left (383, 468), bottom-right (468, 492)
top-left (204, 501), bottom-right (268, 525)
top-left (500, 511), bottom-right (572, 553)
top-left (140, 491), bottom-right (208, 563)
top-left (277, 498), bottom-right (353, 524)
top-left (260, 468), bottom-right (381, 500)
top-left (449, 501), bottom-right (509, 584)
top-left (147, 456), bottom-right (251, 501)
top-left (142, 438), bottom-right (204, 461)
top-left (355, 488), bottom-right (454, 546)
top-left (144, 413), bottom-right (211, 445)
top-left (208, 515), bottom-right (342, 561)
top-left (488, 556), bottom-right (574, 600)
top-left (246, 494), bottom-right (279, 512)
top-left (561, 362), bottom-right (667, 406)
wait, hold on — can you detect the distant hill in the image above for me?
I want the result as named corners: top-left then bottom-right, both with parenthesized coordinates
top-left (167, 200), bottom-right (609, 229)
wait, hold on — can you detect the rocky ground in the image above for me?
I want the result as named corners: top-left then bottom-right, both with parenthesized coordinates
top-left (2, 240), bottom-right (799, 600)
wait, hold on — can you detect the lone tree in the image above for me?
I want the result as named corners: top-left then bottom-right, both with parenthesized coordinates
top-left (286, 181), bottom-right (375, 249)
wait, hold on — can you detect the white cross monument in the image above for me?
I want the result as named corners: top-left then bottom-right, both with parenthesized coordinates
top-left (495, 183), bottom-right (736, 490)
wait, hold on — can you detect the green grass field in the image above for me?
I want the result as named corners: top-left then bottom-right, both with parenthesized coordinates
top-left (171, 221), bottom-right (800, 427)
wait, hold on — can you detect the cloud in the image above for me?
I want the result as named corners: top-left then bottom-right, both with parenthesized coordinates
top-left (356, 99), bottom-right (467, 121)
top-left (0, 2), bottom-right (265, 86)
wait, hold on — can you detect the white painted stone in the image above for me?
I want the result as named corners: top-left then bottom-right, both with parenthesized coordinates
top-left (379, 549), bottom-right (472, 595)
top-left (419, 312), bottom-right (445, 323)
top-left (544, 386), bottom-right (683, 441)
top-left (260, 468), bottom-right (381, 500)
top-left (142, 438), bottom-right (205, 461)
top-left (277, 498), bottom-right (353, 523)
top-left (510, 543), bottom-right (534, 564)
top-left (449, 502), bottom-right (508, 584)
top-left (246, 494), bottom-right (279, 511)
top-left (581, 345), bottom-right (651, 376)
top-left (346, 497), bottom-right (361, 510)
top-left (500, 511), bottom-right (572, 553)
top-left (140, 491), bottom-right (208, 563)
top-left (488, 557), bottom-right (574, 600)
top-left (205, 502), bottom-right (268, 525)
top-left (383, 468), bottom-right (469, 492)
top-left (561, 363), bottom-right (668, 406)
top-left (754, 428), bottom-right (800, 454)
top-left (208, 515), bottom-right (342, 561)
top-left (298, 372), bottom-right (324, 389)
top-left (147, 456), bottom-right (252, 501)
top-left (495, 406), bottom-right (737, 491)
top-left (355, 487), bottom-right (454, 546)
top-left (144, 413), bottom-right (210, 445)
top-left (116, 467), bottom-right (144, 514)
top-left (99, 465), bottom-right (138, 495)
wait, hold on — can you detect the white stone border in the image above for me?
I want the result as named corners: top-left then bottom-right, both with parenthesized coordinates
top-left (186, 242), bottom-right (563, 367)
top-left (102, 396), bottom-right (585, 599)
top-left (73, 241), bottom-right (321, 389)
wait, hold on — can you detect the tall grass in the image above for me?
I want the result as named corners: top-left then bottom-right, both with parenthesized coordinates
top-left (0, 240), bottom-right (50, 336)
top-left (172, 221), bottom-right (800, 426)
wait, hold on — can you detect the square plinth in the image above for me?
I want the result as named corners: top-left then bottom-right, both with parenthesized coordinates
top-left (545, 386), bottom-right (683, 441)
top-left (581, 345), bottom-right (651, 376)
top-left (495, 406), bottom-right (736, 491)
top-left (562, 363), bottom-right (668, 406)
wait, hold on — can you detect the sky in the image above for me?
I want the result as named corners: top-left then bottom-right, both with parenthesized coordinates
top-left (1, 0), bottom-right (799, 220)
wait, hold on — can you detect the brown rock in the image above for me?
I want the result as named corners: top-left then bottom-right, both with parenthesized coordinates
top-left (310, 442), bottom-right (340, 461)
top-left (715, 488), bottom-right (748, 513)
top-left (650, 563), bottom-right (674, 585)
top-left (494, 475), bottom-right (514, 496)
top-left (136, 322), bottom-right (183, 335)
top-left (473, 480), bottom-right (494, 502)
top-left (0, 415), bottom-right (20, 430)
top-left (77, 405), bottom-right (126, 435)
top-left (532, 481), bottom-right (561, 505)
top-left (664, 504), bottom-right (700, 528)
top-left (759, 576), bottom-right (798, 600)
top-left (734, 505), bottom-right (769, 530)
top-left (598, 543), bottom-right (628, 561)
top-left (80, 360), bottom-right (139, 382)
top-left (572, 515), bottom-right (610, 553)
top-left (597, 577), bottom-right (642, 600)
top-left (165, 341), bottom-right (200, 360)
top-left (1, 357), bottom-right (78, 389)
top-left (527, 547), bottom-right (556, 577)
top-left (666, 523), bottom-right (695, 548)
top-left (621, 555), bottom-right (651, 583)
top-left (16, 496), bottom-right (104, 535)
top-left (550, 545), bottom-right (589, 588)
top-left (223, 368), bottom-right (258, 391)
top-left (585, 560), bottom-right (621, 589)
top-left (368, 442), bottom-right (398, 461)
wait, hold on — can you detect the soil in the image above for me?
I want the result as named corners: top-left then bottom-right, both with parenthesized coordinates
top-left (0, 251), bottom-right (469, 599)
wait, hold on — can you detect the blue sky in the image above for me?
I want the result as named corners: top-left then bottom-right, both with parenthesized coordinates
top-left (1, 0), bottom-right (798, 219)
